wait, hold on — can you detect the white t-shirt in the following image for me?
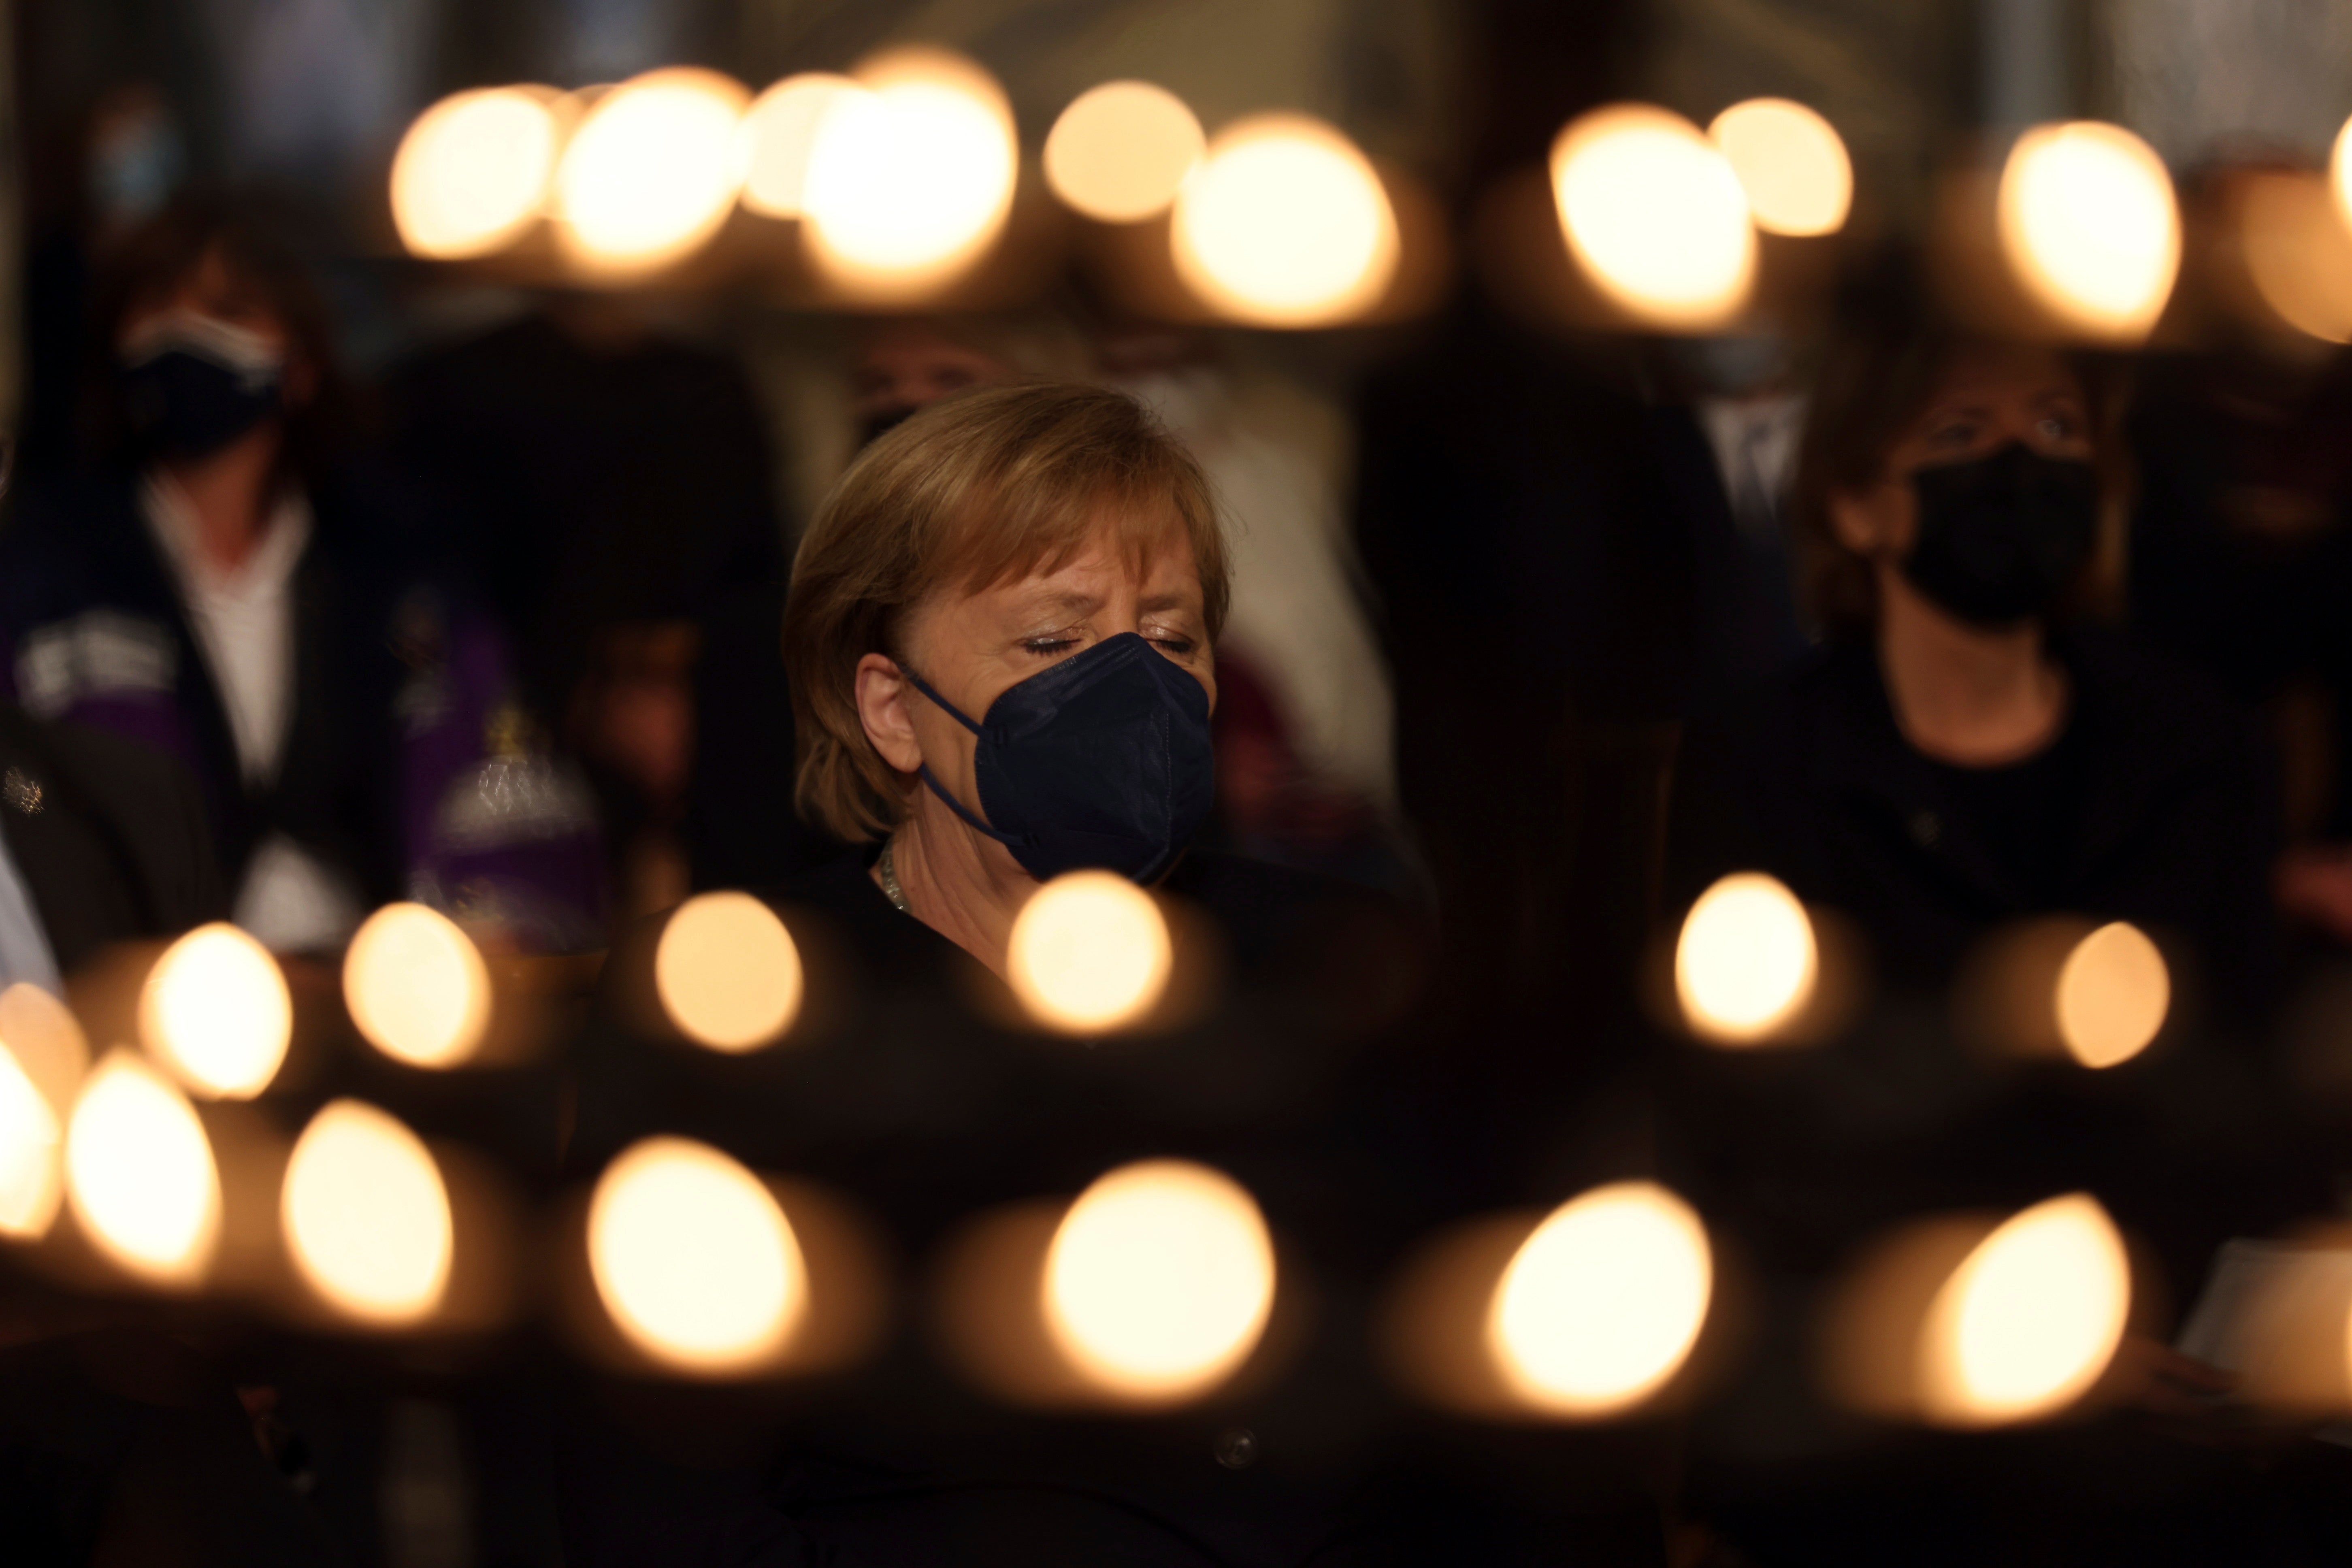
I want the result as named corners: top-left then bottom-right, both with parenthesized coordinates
top-left (141, 475), bottom-right (364, 952)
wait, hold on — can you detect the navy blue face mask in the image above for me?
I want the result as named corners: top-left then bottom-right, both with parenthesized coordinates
top-left (118, 313), bottom-right (284, 460)
top-left (903, 632), bottom-right (1215, 884)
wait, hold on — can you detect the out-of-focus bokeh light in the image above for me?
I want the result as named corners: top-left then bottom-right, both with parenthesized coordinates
top-left (739, 72), bottom-right (861, 218)
top-left (1044, 1159), bottom-right (1276, 1402)
top-left (0, 1044), bottom-right (62, 1239)
top-left (0, 982), bottom-right (89, 1115)
top-left (2332, 116), bottom-right (2352, 232)
top-left (1006, 870), bottom-right (1173, 1035)
top-left (344, 903), bottom-right (492, 1069)
top-left (65, 1051), bottom-right (220, 1286)
top-left (1170, 113), bottom-right (1400, 328)
top-left (1044, 81), bottom-right (1205, 222)
top-left (390, 86), bottom-right (562, 260)
top-left (139, 922), bottom-right (291, 1099)
top-left (1920, 1193), bottom-right (2130, 1426)
top-left (1675, 872), bottom-right (1817, 1044)
top-left (588, 1136), bottom-right (805, 1375)
top-left (2238, 171), bottom-right (2352, 344)
top-left (554, 67), bottom-right (749, 273)
top-left (2054, 921), bottom-right (2168, 1068)
top-left (1997, 121), bottom-right (2179, 343)
top-left (1550, 104), bottom-right (1755, 332)
top-left (655, 892), bottom-right (803, 1052)
top-left (801, 49), bottom-right (1017, 289)
top-left (1706, 97), bottom-right (1852, 237)
top-left (282, 1099), bottom-right (452, 1327)
top-left (1488, 1181), bottom-right (1713, 1417)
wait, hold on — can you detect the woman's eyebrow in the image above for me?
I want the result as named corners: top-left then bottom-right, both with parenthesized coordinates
top-left (1011, 588), bottom-right (1103, 623)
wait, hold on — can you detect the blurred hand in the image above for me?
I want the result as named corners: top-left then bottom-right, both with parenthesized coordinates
top-left (2276, 844), bottom-right (2352, 946)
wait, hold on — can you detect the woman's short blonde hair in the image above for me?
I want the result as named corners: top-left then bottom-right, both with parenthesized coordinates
top-left (784, 381), bottom-right (1228, 843)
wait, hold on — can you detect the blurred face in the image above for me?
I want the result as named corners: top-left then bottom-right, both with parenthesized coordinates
top-left (856, 523), bottom-right (1215, 871)
top-left (1830, 344), bottom-right (2092, 560)
top-left (117, 245), bottom-right (293, 363)
top-left (851, 324), bottom-right (1007, 441)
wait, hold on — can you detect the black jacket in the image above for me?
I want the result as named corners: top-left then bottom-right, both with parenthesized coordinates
top-left (1669, 630), bottom-right (2279, 1020)
top-left (0, 702), bottom-right (222, 970)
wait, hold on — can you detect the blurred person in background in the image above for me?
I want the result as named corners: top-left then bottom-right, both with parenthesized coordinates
top-left (393, 290), bottom-right (785, 922)
top-left (0, 197), bottom-right (603, 956)
top-left (562, 383), bottom-right (1424, 1567)
top-left (1662, 268), bottom-right (2322, 1565)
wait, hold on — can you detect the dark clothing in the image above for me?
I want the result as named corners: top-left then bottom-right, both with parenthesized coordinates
top-left (1668, 630), bottom-right (2278, 1018)
top-left (0, 465), bottom-right (604, 949)
top-left (560, 850), bottom-right (1424, 1568)
top-left (0, 702), bottom-right (222, 971)
top-left (390, 313), bottom-right (784, 718)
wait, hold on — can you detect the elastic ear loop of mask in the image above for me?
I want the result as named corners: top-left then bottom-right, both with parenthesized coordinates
top-left (900, 666), bottom-right (1021, 848)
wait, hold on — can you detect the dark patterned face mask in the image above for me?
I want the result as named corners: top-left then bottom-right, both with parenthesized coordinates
top-left (119, 312), bottom-right (285, 459)
top-left (1903, 443), bottom-right (2098, 627)
top-left (905, 632), bottom-right (1214, 884)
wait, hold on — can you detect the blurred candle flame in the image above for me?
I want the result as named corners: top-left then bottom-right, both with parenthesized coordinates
top-left (655, 892), bottom-right (803, 1052)
top-left (344, 903), bottom-right (492, 1069)
top-left (1007, 871), bottom-right (1173, 1035)
top-left (588, 1136), bottom-right (806, 1376)
top-left (739, 72), bottom-right (861, 219)
top-left (801, 48), bottom-right (1017, 292)
top-left (1550, 104), bottom-right (1755, 332)
top-left (1707, 97), bottom-right (1851, 237)
top-left (554, 67), bottom-right (750, 274)
top-left (65, 1051), bottom-right (221, 1286)
top-left (0, 1042), bottom-right (62, 1239)
top-left (1996, 121), bottom-right (2179, 343)
top-left (391, 86), bottom-right (562, 260)
top-left (139, 922), bottom-right (290, 1099)
top-left (282, 1099), bottom-right (453, 1327)
top-left (2054, 921), bottom-right (2168, 1068)
top-left (1043, 1159), bottom-right (1276, 1403)
top-left (1487, 1181), bottom-right (1713, 1417)
top-left (2237, 170), bottom-right (2352, 344)
top-left (1170, 113), bottom-right (1400, 328)
top-left (1045, 80), bottom-right (1205, 223)
top-left (1919, 1193), bottom-right (2130, 1426)
top-left (1675, 872), bottom-right (1818, 1045)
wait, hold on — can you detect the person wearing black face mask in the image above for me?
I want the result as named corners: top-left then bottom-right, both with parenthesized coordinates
top-left (1658, 297), bottom-right (2323, 1565)
top-left (557, 384), bottom-right (1420, 1568)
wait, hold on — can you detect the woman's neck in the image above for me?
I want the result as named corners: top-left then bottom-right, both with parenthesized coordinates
top-left (1874, 566), bottom-right (2067, 766)
top-left (157, 424), bottom-right (284, 575)
top-left (880, 793), bottom-right (1034, 974)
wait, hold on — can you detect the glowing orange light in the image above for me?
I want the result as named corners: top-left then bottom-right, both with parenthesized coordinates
top-left (390, 86), bottom-right (562, 260)
top-left (1488, 1181), bottom-right (1713, 1417)
top-left (1044, 81), bottom-right (1205, 222)
top-left (554, 67), bottom-right (749, 273)
top-left (1708, 97), bottom-right (1851, 237)
top-left (588, 1137), bottom-right (805, 1375)
top-left (1675, 873), bottom-right (1817, 1045)
top-left (1920, 1193), bottom-right (2130, 1426)
top-left (140, 922), bottom-right (291, 1099)
top-left (2054, 921), bottom-right (2167, 1068)
top-left (1170, 113), bottom-right (1400, 328)
top-left (2239, 171), bottom-right (2352, 344)
top-left (65, 1051), bottom-right (220, 1286)
top-left (1551, 104), bottom-right (1755, 332)
top-left (1997, 121), bottom-right (2179, 343)
top-left (1043, 1159), bottom-right (1276, 1403)
top-left (1006, 871), bottom-right (1173, 1035)
top-left (800, 49), bottom-right (1016, 290)
top-left (0, 1043), bottom-right (61, 1239)
top-left (282, 1099), bottom-right (453, 1327)
top-left (343, 903), bottom-right (492, 1069)
top-left (654, 892), bottom-right (803, 1052)
top-left (739, 72), bottom-right (861, 219)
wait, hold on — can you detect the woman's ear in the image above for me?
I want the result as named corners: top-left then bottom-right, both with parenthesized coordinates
top-left (1828, 481), bottom-right (1901, 558)
top-left (854, 653), bottom-right (925, 774)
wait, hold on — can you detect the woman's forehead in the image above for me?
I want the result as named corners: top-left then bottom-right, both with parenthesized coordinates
top-left (1928, 343), bottom-right (2081, 406)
